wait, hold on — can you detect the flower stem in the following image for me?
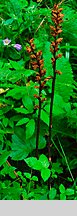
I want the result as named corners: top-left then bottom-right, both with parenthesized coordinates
top-left (36, 81), bottom-right (41, 159)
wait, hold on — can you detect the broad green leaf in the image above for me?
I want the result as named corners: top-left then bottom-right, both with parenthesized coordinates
top-left (39, 154), bottom-right (49, 168)
top-left (6, 86), bottom-right (26, 99)
top-left (24, 172), bottom-right (31, 179)
top-left (26, 119), bottom-right (35, 139)
top-left (66, 189), bottom-right (74, 196)
top-left (14, 108), bottom-right (29, 114)
top-left (10, 134), bottom-right (30, 160)
top-left (22, 95), bottom-right (33, 112)
top-left (41, 110), bottom-right (49, 126)
top-left (24, 157), bottom-right (42, 170)
top-left (2, 118), bottom-right (9, 127)
top-left (49, 188), bottom-right (57, 200)
top-left (59, 184), bottom-right (66, 194)
top-left (38, 135), bottom-right (46, 149)
top-left (56, 57), bottom-right (73, 102)
top-left (41, 168), bottom-right (51, 182)
top-left (31, 176), bottom-right (38, 181)
top-left (16, 118), bottom-right (29, 126)
top-left (60, 194), bottom-right (66, 200)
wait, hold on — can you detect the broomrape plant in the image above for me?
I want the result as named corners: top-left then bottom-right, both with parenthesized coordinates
top-left (0, 0), bottom-right (77, 200)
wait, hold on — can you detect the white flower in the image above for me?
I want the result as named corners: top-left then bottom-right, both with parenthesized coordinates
top-left (3, 38), bottom-right (11, 45)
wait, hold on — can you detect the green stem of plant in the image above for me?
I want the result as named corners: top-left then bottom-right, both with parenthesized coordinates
top-left (36, 81), bottom-right (41, 159)
top-left (48, 47), bottom-right (56, 163)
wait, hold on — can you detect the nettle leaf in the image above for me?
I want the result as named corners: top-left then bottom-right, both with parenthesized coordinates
top-left (49, 188), bottom-right (57, 200)
top-left (22, 95), bottom-right (33, 112)
top-left (1, 163), bottom-right (16, 179)
top-left (0, 151), bottom-right (11, 167)
top-left (10, 134), bottom-right (30, 160)
top-left (56, 57), bottom-right (73, 102)
top-left (26, 119), bottom-right (35, 140)
top-left (24, 157), bottom-right (42, 170)
top-left (16, 118), bottom-right (29, 126)
top-left (41, 168), bottom-right (51, 182)
top-left (39, 154), bottom-right (49, 168)
top-left (59, 184), bottom-right (66, 194)
top-left (66, 189), bottom-right (74, 196)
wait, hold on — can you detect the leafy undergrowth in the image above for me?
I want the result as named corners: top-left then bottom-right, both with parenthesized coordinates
top-left (0, 0), bottom-right (77, 200)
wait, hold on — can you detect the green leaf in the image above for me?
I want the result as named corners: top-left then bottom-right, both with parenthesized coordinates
top-left (60, 193), bottom-right (66, 200)
top-left (24, 157), bottom-right (42, 170)
top-left (59, 184), bottom-right (66, 194)
top-left (31, 176), bottom-right (38, 181)
top-left (49, 188), bottom-right (57, 200)
top-left (41, 110), bottom-right (49, 126)
top-left (6, 86), bottom-right (26, 99)
top-left (10, 134), bottom-right (30, 160)
top-left (56, 57), bottom-right (73, 102)
top-left (24, 172), bottom-right (31, 179)
top-left (66, 189), bottom-right (74, 196)
top-left (39, 154), bottom-right (49, 168)
top-left (2, 118), bottom-right (9, 127)
top-left (0, 151), bottom-right (11, 167)
top-left (51, 162), bottom-right (63, 175)
top-left (26, 119), bottom-right (35, 139)
top-left (38, 135), bottom-right (46, 149)
top-left (14, 108), bottom-right (29, 114)
top-left (43, 41), bottom-right (53, 76)
top-left (22, 95), bottom-right (33, 112)
top-left (41, 168), bottom-right (51, 182)
top-left (16, 118), bottom-right (29, 126)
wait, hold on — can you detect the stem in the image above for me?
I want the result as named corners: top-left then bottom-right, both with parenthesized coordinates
top-left (48, 45), bottom-right (56, 162)
top-left (36, 81), bottom-right (41, 159)
top-left (47, 41), bottom-right (57, 191)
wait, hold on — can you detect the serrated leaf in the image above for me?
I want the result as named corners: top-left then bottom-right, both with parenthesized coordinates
top-left (49, 188), bottom-right (57, 200)
top-left (10, 134), bottom-right (30, 160)
top-left (41, 168), bottom-right (51, 182)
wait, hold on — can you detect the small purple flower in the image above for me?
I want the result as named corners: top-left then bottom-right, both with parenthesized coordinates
top-left (3, 38), bottom-right (11, 45)
top-left (14, 44), bottom-right (22, 51)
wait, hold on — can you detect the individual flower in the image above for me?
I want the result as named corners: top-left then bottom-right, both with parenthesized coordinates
top-left (14, 44), bottom-right (22, 51)
top-left (3, 38), bottom-right (11, 45)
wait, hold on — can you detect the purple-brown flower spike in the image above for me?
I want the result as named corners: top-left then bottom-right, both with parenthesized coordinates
top-left (50, 3), bottom-right (64, 71)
